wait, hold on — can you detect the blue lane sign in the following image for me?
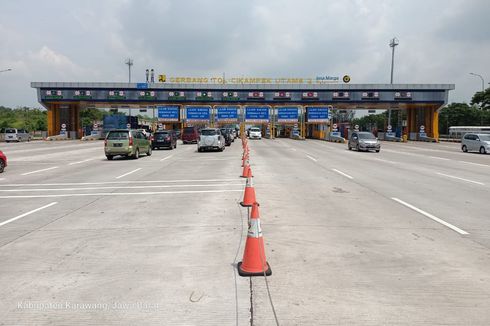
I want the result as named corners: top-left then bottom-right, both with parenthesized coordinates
top-left (186, 106), bottom-right (211, 121)
top-left (136, 83), bottom-right (149, 89)
top-left (216, 106), bottom-right (238, 122)
top-left (307, 107), bottom-right (329, 122)
top-left (157, 105), bottom-right (179, 121)
top-left (277, 107), bottom-right (299, 122)
top-left (245, 106), bottom-right (269, 122)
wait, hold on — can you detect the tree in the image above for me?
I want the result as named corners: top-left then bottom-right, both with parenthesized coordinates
top-left (471, 87), bottom-right (490, 110)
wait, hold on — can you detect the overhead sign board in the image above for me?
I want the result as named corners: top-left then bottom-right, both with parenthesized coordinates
top-left (277, 107), bottom-right (299, 123)
top-left (216, 106), bottom-right (238, 122)
top-left (186, 106), bottom-right (211, 121)
top-left (245, 106), bottom-right (270, 123)
top-left (137, 83), bottom-right (148, 89)
top-left (157, 105), bottom-right (180, 122)
top-left (306, 107), bottom-right (329, 122)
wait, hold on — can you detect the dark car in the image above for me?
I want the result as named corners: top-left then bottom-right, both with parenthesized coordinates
top-left (220, 128), bottom-right (232, 146)
top-left (182, 126), bottom-right (200, 144)
top-left (173, 129), bottom-right (182, 139)
top-left (0, 150), bottom-right (7, 173)
top-left (152, 130), bottom-right (177, 150)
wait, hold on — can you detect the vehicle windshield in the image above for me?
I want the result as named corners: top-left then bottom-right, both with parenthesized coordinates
top-left (183, 127), bottom-right (195, 134)
top-left (201, 129), bottom-right (217, 136)
top-left (478, 134), bottom-right (490, 141)
top-left (358, 133), bottom-right (376, 139)
top-left (250, 128), bottom-right (260, 132)
top-left (5, 128), bottom-right (16, 133)
top-left (107, 131), bottom-right (129, 140)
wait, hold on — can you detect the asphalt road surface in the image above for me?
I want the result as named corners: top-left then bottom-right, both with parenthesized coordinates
top-left (0, 138), bottom-right (489, 325)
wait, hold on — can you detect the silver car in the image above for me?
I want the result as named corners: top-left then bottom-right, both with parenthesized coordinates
top-left (198, 128), bottom-right (226, 152)
top-left (3, 128), bottom-right (31, 142)
top-left (348, 131), bottom-right (381, 152)
top-left (461, 133), bottom-right (490, 154)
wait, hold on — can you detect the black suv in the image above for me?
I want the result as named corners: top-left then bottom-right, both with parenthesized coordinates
top-left (220, 128), bottom-right (232, 146)
top-left (152, 130), bottom-right (177, 150)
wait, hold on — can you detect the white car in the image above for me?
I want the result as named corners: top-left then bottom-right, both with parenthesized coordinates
top-left (249, 127), bottom-right (262, 139)
top-left (461, 133), bottom-right (490, 154)
top-left (198, 128), bottom-right (226, 152)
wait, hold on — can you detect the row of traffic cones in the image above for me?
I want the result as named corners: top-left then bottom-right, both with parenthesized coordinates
top-left (237, 133), bottom-right (272, 277)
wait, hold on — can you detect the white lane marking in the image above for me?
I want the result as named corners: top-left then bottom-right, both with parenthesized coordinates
top-left (429, 156), bottom-right (450, 161)
top-left (332, 168), bottom-right (354, 179)
top-left (68, 158), bottom-right (96, 165)
top-left (0, 202), bottom-right (58, 227)
top-left (0, 178), bottom-right (5, 181)
top-left (458, 160), bottom-right (489, 168)
top-left (115, 168), bottom-right (142, 179)
top-left (391, 198), bottom-right (469, 235)
top-left (369, 157), bottom-right (397, 164)
top-left (306, 155), bottom-right (318, 162)
top-left (0, 183), bottom-right (244, 192)
top-left (291, 148), bottom-right (297, 151)
top-left (160, 155), bottom-right (174, 162)
top-left (21, 166), bottom-right (59, 176)
top-left (0, 189), bottom-right (243, 199)
top-left (0, 178), bottom-right (242, 187)
top-left (436, 172), bottom-right (485, 186)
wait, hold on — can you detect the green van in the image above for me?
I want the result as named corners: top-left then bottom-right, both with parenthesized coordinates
top-left (104, 129), bottom-right (152, 160)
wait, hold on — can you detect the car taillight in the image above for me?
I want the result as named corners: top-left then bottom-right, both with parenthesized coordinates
top-left (165, 137), bottom-right (170, 141)
top-left (129, 137), bottom-right (133, 146)
top-left (150, 136), bottom-right (154, 141)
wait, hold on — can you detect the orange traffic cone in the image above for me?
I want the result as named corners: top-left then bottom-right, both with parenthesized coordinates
top-left (241, 152), bottom-right (249, 167)
top-left (238, 202), bottom-right (272, 277)
top-left (240, 175), bottom-right (256, 207)
top-left (240, 161), bottom-right (253, 178)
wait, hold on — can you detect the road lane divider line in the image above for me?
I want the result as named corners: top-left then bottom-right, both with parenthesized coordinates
top-left (436, 172), bottom-right (485, 186)
top-left (0, 178), bottom-right (243, 187)
top-left (429, 156), bottom-right (450, 161)
top-left (0, 183), bottom-right (245, 192)
top-left (369, 157), bottom-right (397, 164)
top-left (115, 168), bottom-right (142, 179)
top-left (0, 202), bottom-right (58, 227)
top-left (332, 169), bottom-right (353, 179)
top-left (391, 198), bottom-right (469, 235)
top-left (160, 155), bottom-right (174, 162)
top-left (68, 158), bottom-right (96, 165)
top-left (21, 166), bottom-right (59, 176)
top-left (306, 155), bottom-right (318, 162)
top-left (458, 160), bottom-right (489, 168)
top-left (0, 189), bottom-right (243, 199)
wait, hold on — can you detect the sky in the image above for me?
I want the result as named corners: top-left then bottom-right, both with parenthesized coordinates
top-left (0, 0), bottom-right (489, 108)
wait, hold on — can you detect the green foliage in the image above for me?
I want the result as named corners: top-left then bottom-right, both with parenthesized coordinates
top-left (0, 106), bottom-right (47, 131)
top-left (80, 108), bottom-right (105, 127)
top-left (470, 87), bottom-right (490, 110)
top-left (438, 102), bottom-right (490, 134)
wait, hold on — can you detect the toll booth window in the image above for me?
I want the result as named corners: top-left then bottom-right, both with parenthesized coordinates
top-left (108, 131), bottom-right (129, 140)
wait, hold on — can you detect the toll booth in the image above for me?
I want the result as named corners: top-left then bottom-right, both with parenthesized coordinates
top-left (305, 106), bottom-right (330, 139)
top-left (157, 105), bottom-right (181, 131)
top-left (243, 106), bottom-right (272, 138)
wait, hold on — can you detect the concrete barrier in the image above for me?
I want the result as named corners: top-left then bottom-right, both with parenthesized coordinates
top-left (327, 136), bottom-right (345, 143)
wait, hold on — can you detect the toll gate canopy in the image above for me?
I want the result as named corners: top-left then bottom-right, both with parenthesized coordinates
top-left (31, 82), bottom-right (454, 139)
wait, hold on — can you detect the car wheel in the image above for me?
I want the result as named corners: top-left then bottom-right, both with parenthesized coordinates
top-left (147, 147), bottom-right (152, 156)
top-left (0, 159), bottom-right (5, 173)
top-left (462, 145), bottom-right (468, 152)
top-left (169, 144), bottom-right (173, 150)
top-left (106, 155), bottom-right (114, 160)
top-left (134, 148), bottom-right (139, 159)
top-left (376, 150), bottom-right (380, 153)
top-left (356, 144), bottom-right (360, 151)
top-left (28, 138), bottom-right (31, 142)
top-left (174, 143), bottom-right (177, 149)
top-left (348, 145), bottom-right (352, 150)
top-left (480, 146), bottom-right (487, 154)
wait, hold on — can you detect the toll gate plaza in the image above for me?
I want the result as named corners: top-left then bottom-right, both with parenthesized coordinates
top-left (3, 80), bottom-right (490, 326)
top-left (31, 81), bottom-right (454, 140)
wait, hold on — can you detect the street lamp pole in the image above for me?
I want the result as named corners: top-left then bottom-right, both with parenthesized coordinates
top-left (388, 37), bottom-right (399, 128)
top-left (469, 73), bottom-right (485, 126)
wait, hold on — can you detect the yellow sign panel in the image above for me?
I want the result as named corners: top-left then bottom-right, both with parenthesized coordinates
top-left (159, 75), bottom-right (346, 85)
